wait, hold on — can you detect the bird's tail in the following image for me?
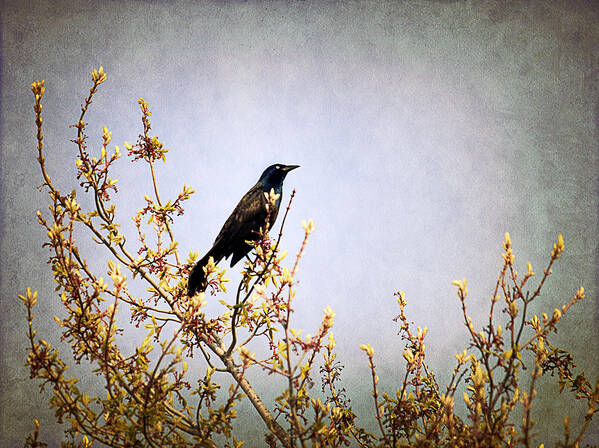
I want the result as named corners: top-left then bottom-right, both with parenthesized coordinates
top-left (188, 249), bottom-right (222, 297)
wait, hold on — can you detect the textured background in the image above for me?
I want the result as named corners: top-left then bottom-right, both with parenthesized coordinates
top-left (1, 0), bottom-right (598, 445)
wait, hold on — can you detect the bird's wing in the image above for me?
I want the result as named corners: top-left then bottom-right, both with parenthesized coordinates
top-left (211, 183), bottom-right (270, 263)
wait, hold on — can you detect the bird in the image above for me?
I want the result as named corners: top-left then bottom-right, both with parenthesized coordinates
top-left (188, 164), bottom-right (299, 296)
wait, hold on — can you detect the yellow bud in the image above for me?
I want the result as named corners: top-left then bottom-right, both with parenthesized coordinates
top-left (504, 232), bottom-right (511, 249)
top-left (360, 344), bottom-right (374, 357)
top-left (264, 188), bottom-right (281, 207)
top-left (403, 348), bottom-right (415, 364)
top-left (281, 267), bottom-right (293, 285)
top-left (463, 391), bottom-right (471, 406)
top-left (552, 233), bottom-right (565, 258)
top-left (552, 308), bottom-right (562, 322)
top-left (192, 292), bottom-right (207, 310)
top-left (509, 301), bottom-right (519, 317)
top-left (442, 393), bottom-right (454, 410)
top-left (327, 332), bottom-right (336, 351)
top-left (472, 363), bottom-right (485, 387)
top-left (455, 349), bottom-right (467, 364)
top-left (301, 218), bottom-right (316, 234)
top-left (323, 305), bottom-right (335, 320)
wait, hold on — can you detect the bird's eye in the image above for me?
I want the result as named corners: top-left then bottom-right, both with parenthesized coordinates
top-left (275, 165), bottom-right (281, 169)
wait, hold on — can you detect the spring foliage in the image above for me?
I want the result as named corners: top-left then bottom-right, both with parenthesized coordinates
top-left (22, 68), bottom-right (598, 447)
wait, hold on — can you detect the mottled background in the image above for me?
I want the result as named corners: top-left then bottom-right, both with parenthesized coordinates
top-left (1, 0), bottom-right (598, 446)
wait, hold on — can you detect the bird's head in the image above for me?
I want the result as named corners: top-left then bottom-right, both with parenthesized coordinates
top-left (258, 164), bottom-right (300, 186)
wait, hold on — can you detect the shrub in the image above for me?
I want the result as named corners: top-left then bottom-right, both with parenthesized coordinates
top-left (22, 68), bottom-right (598, 447)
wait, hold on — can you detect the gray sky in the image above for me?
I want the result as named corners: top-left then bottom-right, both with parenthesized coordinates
top-left (1, 0), bottom-right (598, 445)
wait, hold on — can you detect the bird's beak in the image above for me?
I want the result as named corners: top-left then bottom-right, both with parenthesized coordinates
top-left (282, 165), bottom-right (300, 172)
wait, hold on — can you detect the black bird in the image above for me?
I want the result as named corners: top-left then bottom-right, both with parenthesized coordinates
top-left (188, 164), bottom-right (299, 296)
